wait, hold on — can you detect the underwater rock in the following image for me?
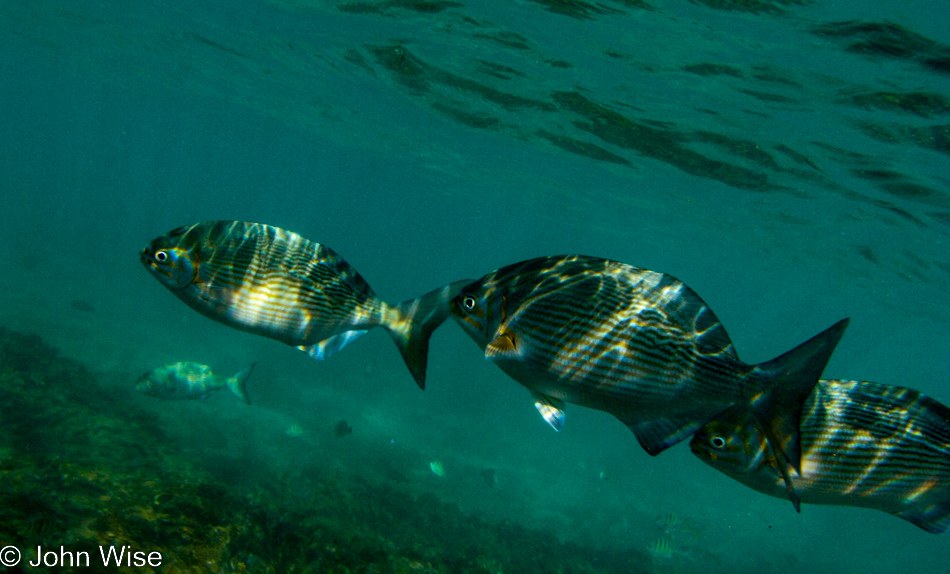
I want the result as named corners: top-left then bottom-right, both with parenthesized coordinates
top-left (0, 327), bottom-right (645, 573)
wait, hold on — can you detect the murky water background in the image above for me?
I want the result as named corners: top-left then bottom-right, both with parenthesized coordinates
top-left (2, 0), bottom-right (949, 572)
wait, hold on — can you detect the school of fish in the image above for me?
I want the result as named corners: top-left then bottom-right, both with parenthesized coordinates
top-left (140, 221), bottom-right (950, 534)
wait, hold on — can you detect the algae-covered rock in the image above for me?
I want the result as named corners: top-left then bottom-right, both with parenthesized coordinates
top-left (0, 328), bottom-right (641, 573)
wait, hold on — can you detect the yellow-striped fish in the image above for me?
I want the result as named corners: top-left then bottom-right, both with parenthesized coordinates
top-left (141, 221), bottom-right (470, 389)
top-left (690, 380), bottom-right (950, 533)
top-left (451, 255), bottom-right (848, 483)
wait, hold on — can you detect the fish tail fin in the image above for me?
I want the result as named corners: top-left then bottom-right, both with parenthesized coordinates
top-left (750, 318), bottom-right (849, 478)
top-left (226, 362), bottom-right (256, 405)
top-left (388, 279), bottom-right (473, 390)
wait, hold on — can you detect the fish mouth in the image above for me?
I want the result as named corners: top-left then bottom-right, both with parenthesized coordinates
top-left (452, 306), bottom-right (483, 332)
top-left (139, 253), bottom-right (164, 277)
top-left (139, 248), bottom-right (182, 287)
top-left (140, 248), bottom-right (158, 269)
top-left (689, 444), bottom-right (719, 463)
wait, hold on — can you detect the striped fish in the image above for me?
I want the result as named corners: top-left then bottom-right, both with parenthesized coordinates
top-left (141, 221), bottom-right (470, 389)
top-left (451, 255), bottom-right (848, 482)
top-left (646, 538), bottom-right (675, 560)
top-left (690, 380), bottom-right (950, 533)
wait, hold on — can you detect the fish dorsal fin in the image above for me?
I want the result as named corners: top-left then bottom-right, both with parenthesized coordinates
top-left (486, 327), bottom-right (518, 359)
top-left (298, 330), bottom-right (369, 360)
top-left (627, 414), bottom-right (709, 456)
top-left (282, 244), bottom-right (377, 300)
top-left (669, 283), bottom-right (739, 361)
top-left (533, 393), bottom-right (566, 432)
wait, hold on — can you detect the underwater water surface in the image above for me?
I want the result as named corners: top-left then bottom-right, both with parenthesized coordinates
top-left (1, 0), bottom-right (949, 572)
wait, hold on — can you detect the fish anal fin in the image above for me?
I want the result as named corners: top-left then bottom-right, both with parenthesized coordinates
top-left (486, 327), bottom-right (518, 359)
top-left (895, 505), bottom-right (950, 534)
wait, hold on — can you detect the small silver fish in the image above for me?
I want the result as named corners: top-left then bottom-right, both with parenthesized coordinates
top-left (691, 379), bottom-right (950, 533)
top-left (452, 255), bottom-right (848, 483)
top-left (141, 221), bottom-right (471, 389)
top-left (135, 362), bottom-right (254, 404)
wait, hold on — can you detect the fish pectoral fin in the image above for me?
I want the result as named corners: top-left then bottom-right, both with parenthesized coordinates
top-left (485, 327), bottom-right (518, 359)
top-left (768, 436), bottom-right (803, 513)
top-left (532, 393), bottom-right (566, 432)
top-left (780, 463), bottom-right (803, 513)
top-left (298, 330), bottom-right (369, 360)
top-left (627, 415), bottom-right (708, 456)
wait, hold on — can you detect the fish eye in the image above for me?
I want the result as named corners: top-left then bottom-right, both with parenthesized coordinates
top-left (710, 436), bottom-right (726, 449)
top-left (461, 295), bottom-right (477, 312)
top-left (155, 250), bottom-right (168, 263)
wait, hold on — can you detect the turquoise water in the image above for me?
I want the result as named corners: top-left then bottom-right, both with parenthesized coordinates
top-left (1, 0), bottom-right (949, 572)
